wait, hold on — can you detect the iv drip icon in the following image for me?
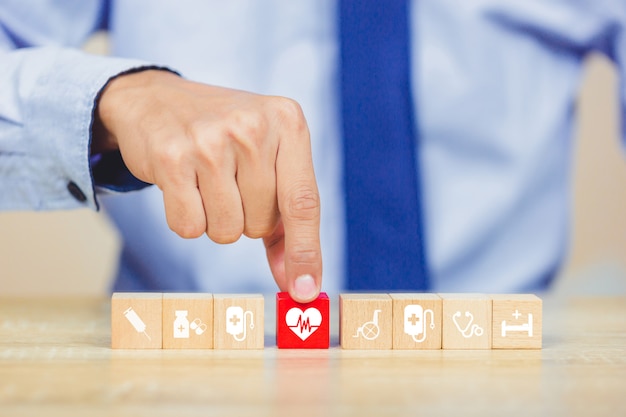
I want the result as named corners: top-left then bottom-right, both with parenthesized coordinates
top-left (404, 304), bottom-right (435, 343)
top-left (226, 306), bottom-right (254, 342)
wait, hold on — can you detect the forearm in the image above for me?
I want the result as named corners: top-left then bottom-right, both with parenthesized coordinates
top-left (0, 46), bottom-right (163, 210)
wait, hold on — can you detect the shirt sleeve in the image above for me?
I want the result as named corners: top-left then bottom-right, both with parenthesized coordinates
top-left (569, 1), bottom-right (626, 148)
top-left (606, 7), bottom-right (626, 147)
top-left (485, 0), bottom-right (626, 145)
top-left (0, 2), bottom-right (168, 211)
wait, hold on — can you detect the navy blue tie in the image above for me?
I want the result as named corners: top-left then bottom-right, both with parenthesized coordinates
top-left (339, 0), bottom-right (429, 291)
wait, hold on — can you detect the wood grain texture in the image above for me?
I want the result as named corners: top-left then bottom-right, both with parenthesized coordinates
top-left (0, 296), bottom-right (625, 416)
top-left (440, 293), bottom-right (492, 349)
top-left (111, 292), bottom-right (162, 349)
top-left (213, 294), bottom-right (264, 349)
top-left (162, 293), bottom-right (213, 349)
top-left (339, 293), bottom-right (392, 349)
top-left (390, 293), bottom-right (442, 349)
top-left (491, 294), bottom-right (542, 349)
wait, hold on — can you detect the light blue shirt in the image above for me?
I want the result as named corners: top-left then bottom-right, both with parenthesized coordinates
top-left (1, 0), bottom-right (625, 294)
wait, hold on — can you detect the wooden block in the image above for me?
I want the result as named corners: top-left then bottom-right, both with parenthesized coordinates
top-left (339, 294), bottom-right (392, 349)
top-left (111, 293), bottom-right (162, 349)
top-left (491, 294), bottom-right (542, 349)
top-left (213, 294), bottom-right (264, 349)
top-left (276, 292), bottom-right (330, 349)
top-left (440, 293), bottom-right (492, 349)
top-left (390, 293), bottom-right (442, 349)
top-left (162, 293), bottom-right (213, 349)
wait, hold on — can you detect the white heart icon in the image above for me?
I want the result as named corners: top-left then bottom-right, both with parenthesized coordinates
top-left (285, 307), bottom-right (322, 341)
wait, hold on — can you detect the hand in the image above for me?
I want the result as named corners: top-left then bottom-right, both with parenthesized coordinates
top-left (93, 70), bottom-right (321, 302)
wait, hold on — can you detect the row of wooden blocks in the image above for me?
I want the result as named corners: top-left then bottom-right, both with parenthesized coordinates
top-left (111, 292), bottom-right (542, 350)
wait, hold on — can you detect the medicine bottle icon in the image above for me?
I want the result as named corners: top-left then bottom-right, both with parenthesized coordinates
top-left (174, 310), bottom-right (190, 339)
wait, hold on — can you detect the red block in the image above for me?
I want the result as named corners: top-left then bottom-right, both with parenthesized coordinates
top-left (276, 292), bottom-right (330, 349)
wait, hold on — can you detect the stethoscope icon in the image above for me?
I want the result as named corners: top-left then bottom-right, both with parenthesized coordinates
top-left (452, 311), bottom-right (484, 338)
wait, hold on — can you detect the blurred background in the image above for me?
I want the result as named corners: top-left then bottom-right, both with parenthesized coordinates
top-left (1, 33), bottom-right (625, 297)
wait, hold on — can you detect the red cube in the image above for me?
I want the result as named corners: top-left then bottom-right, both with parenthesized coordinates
top-left (276, 292), bottom-right (330, 349)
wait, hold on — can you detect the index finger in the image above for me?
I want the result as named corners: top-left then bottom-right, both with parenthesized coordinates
top-left (274, 98), bottom-right (322, 303)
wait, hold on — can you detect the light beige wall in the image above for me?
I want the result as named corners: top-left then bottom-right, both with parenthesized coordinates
top-left (0, 210), bottom-right (119, 296)
top-left (565, 54), bottom-right (626, 267)
top-left (0, 38), bottom-right (624, 296)
top-left (556, 54), bottom-right (626, 294)
top-left (0, 33), bottom-right (117, 296)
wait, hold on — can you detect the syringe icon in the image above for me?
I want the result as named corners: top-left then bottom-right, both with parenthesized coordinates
top-left (123, 307), bottom-right (151, 341)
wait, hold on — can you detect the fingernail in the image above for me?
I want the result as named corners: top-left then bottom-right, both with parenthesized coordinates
top-left (294, 274), bottom-right (318, 302)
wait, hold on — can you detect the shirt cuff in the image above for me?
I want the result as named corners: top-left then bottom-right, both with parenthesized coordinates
top-left (91, 150), bottom-right (152, 193)
top-left (25, 47), bottom-right (176, 210)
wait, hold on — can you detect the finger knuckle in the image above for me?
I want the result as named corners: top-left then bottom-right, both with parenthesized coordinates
top-left (186, 120), bottom-right (232, 171)
top-left (155, 139), bottom-right (187, 171)
top-left (288, 243), bottom-right (322, 267)
top-left (283, 184), bottom-right (320, 223)
top-left (230, 110), bottom-right (268, 139)
top-left (244, 219), bottom-right (277, 239)
top-left (170, 220), bottom-right (205, 239)
top-left (243, 228), bottom-right (269, 239)
top-left (187, 119), bottom-right (211, 142)
top-left (270, 97), bottom-right (307, 133)
top-left (198, 134), bottom-right (229, 171)
top-left (225, 111), bottom-right (269, 158)
top-left (208, 225), bottom-right (243, 244)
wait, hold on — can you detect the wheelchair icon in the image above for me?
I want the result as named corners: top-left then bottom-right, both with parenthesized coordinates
top-left (353, 309), bottom-right (382, 340)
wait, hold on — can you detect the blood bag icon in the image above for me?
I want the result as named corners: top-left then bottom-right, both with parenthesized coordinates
top-left (404, 304), bottom-right (435, 343)
top-left (226, 306), bottom-right (254, 341)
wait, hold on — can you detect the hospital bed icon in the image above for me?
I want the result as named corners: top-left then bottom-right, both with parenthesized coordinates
top-left (501, 310), bottom-right (533, 337)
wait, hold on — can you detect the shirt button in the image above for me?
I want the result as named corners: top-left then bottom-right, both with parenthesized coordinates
top-left (67, 181), bottom-right (87, 203)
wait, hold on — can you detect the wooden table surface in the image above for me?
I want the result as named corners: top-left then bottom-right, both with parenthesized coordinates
top-left (0, 295), bottom-right (624, 416)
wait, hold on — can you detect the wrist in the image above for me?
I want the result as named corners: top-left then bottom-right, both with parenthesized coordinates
top-left (91, 69), bottom-right (181, 155)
